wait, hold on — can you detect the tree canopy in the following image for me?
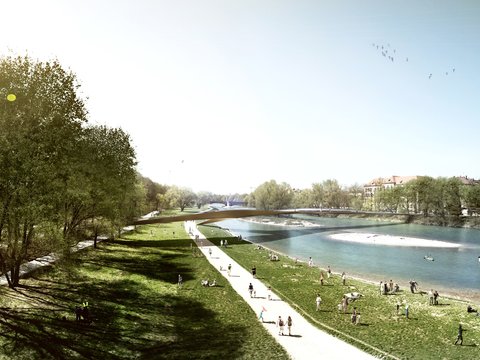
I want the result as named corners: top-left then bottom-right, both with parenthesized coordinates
top-left (0, 55), bottom-right (139, 287)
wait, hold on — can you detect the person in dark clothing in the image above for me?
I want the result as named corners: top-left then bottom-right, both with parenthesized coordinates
top-left (454, 324), bottom-right (464, 345)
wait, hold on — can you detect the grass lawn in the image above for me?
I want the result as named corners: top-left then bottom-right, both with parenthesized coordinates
top-left (0, 221), bottom-right (289, 359)
top-left (200, 225), bottom-right (480, 360)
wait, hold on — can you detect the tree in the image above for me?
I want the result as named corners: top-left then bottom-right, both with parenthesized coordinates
top-left (322, 179), bottom-right (345, 208)
top-left (0, 55), bottom-right (87, 287)
top-left (310, 183), bottom-right (325, 208)
top-left (166, 186), bottom-right (196, 211)
top-left (196, 191), bottom-right (214, 209)
top-left (251, 180), bottom-right (293, 210)
top-left (292, 189), bottom-right (314, 208)
top-left (462, 184), bottom-right (480, 215)
top-left (376, 186), bottom-right (405, 213)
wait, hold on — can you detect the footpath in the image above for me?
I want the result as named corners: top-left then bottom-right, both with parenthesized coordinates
top-left (184, 221), bottom-right (377, 360)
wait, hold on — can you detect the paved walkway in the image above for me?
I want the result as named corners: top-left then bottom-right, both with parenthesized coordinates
top-left (184, 221), bottom-right (378, 360)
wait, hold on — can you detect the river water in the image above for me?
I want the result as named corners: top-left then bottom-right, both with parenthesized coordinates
top-left (217, 215), bottom-right (480, 301)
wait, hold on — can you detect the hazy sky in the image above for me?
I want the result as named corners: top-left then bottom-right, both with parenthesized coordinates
top-left (1, 1), bottom-right (479, 194)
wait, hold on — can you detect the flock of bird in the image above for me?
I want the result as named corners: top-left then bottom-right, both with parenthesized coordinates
top-left (371, 42), bottom-right (455, 80)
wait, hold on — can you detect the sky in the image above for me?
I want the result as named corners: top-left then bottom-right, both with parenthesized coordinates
top-left (1, 0), bottom-right (479, 194)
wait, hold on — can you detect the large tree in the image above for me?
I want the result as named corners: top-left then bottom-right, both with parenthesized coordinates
top-left (251, 180), bottom-right (293, 210)
top-left (166, 186), bottom-right (196, 211)
top-left (0, 55), bottom-right (87, 287)
top-left (0, 55), bottom-right (139, 287)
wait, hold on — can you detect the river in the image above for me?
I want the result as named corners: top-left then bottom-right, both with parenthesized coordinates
top-left (217, 215), bottom-right (480, 302)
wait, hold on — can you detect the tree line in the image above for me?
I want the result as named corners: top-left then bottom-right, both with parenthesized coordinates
top-left (247, 178), bottom-right (480, 218)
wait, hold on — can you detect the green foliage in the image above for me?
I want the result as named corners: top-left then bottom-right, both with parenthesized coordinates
top-left (251, 180), bottom-right (293, 210)
top-left (166, 186), bottom-right (196, 212)
top-left (0, 55), bottom-right (138, 287)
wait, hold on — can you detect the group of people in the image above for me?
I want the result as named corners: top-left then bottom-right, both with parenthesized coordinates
top-left (379, 280), bottom-right (400, 295)
top-left (277, 315), bottom-right (293, 336)
top-left (428, 289), bottom-right (440, 305)
top-left (75, 300), bottom-right (90, 323)
top-left (268, 252), bottom-right (279, 261)
top-left (201, 279), bottom-right (217, 287)
top-left (219, 239), bottom-right (228, 247)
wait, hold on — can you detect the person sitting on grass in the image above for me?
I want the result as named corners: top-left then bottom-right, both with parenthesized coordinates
top-left (209, 279), bottom-right (217, 287)
top-left (467, 305), bottom-right (477, 313)
top-left (201, 279), bottom-right (209, 286)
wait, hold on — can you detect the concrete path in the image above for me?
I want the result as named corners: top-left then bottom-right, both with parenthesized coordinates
top-left (184, 221), bottom-right (378, 360)
top-left (0, 238), bottom-right (108, 286)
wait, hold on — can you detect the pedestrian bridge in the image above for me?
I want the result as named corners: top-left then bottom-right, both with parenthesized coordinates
top-left (131, 208), bottom-right (403, 226)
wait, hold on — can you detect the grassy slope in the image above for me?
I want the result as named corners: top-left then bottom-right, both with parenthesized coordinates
top-left (200, 225), bottom-right (480, 360)
top-left (0, 221), bottom-right (289, 360)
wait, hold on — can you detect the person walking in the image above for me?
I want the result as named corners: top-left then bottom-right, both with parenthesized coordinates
top-left (248, 283), bottom-right (254, 298)
top-left (316, 294), bottom-right (322, 311)
top-left (267, 286), bottom-right (272, 301)
top-left (259, 307), bottom-right (266, 323)
top-left (227, 264), bottom-right (232, 277)
top-left (454, 324), bottom-right (464, 345)
top-left (320, 271), bottom-right (325, 286)
top-left (277, 316), bottom-right (285, 335)
top-left (405, 303), bottom-right (410, 319)
top-left (251, 265), bottom-right (257, 279)
top-left (287, 316), bottom-right (293, 336)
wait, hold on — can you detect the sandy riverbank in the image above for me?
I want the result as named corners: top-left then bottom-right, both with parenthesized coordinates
top-left (242, 216), bottom-right (322, 228)
top-left (330, 232), bottom-right (461, 248)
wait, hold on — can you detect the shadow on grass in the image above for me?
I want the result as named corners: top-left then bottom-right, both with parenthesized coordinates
top-left (0, 239), bottom-right (252, 359)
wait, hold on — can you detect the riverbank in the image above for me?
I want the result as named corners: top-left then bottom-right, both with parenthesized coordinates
top-left (320, 212), bottom-right (480, 230)
top-left (242, 216), bottom-right (322, 228)
top-left (206, 225), bottom-right (480, 359)
top-left (225, 219), bottom-right (480, 304)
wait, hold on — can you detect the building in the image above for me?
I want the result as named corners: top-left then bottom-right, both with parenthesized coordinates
top-left (364, 175), bottom-right (418, 197)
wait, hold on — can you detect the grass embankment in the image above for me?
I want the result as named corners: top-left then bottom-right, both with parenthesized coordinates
top-left (200, 225), bottom-right (480, 360)
top-left (0, 222), bottom-right (289, 359)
